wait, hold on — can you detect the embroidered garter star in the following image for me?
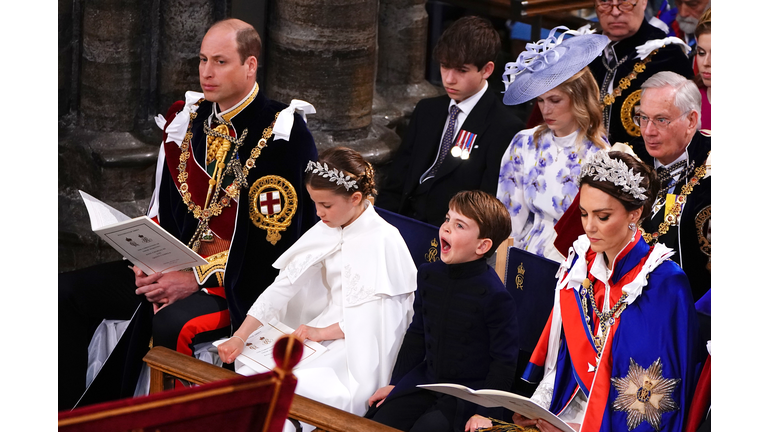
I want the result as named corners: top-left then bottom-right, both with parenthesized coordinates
top-left (611, 358), bottom-right (680, 431)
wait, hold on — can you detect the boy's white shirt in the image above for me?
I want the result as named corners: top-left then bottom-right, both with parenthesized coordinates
top-left (441, 80), bottom-right (489, 142)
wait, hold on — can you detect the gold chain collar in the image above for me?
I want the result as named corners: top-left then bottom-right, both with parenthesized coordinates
top-left (579, 278), bottom-right (629, 358)
top-left (601, 49), bottom-right (658, 108)
top-left (175, 100), bottom-right (279, 251)
top-left (641, 161), bottom-right (708, 245)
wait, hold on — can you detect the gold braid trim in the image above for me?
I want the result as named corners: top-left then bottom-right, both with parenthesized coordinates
top-left (478, 418), bottom-right (539, 431)
top-left (194, 250), bottom-right (229, 284)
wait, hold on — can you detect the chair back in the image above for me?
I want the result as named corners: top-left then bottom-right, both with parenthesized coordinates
top-left (502, 247), bottom-right (560, 354)
top-left (59, 335), bottom-right (303, 432)
top-left (374, 206), bottom-right (440, 268)
top-left (500, 246), bottom-right (560, 398)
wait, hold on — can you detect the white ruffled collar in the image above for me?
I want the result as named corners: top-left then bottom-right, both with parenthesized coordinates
top-left (562, 234), bottom-right (676, 306)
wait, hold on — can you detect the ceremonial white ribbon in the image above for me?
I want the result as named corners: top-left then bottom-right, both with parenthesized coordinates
top-left (568, 234), bottom-right (675, 306)
top-left (635, 37), bottom-right (691, 60)
top-left (154, 91), bottom-right (205, 146)
top-left (273, 99), bottom-right (316, 142)
top-left (502, 24), bottom-right (595, 91)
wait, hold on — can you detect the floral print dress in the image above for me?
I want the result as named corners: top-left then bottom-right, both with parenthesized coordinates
top-left (497, 127), bottom-right (607, 261)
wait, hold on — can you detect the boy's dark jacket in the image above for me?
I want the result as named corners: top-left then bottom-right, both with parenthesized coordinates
top-left (377, 90), bottom-right (523, 227)
top-left (387, 257), bottom-right (520, 425)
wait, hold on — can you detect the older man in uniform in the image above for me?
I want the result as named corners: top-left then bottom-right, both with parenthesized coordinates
top-left (631, 71), bottom-right (710, 301)
top-left (59, 18), bottom-right (318, 410)
top-left (590, 0), bottom-right (693, 144)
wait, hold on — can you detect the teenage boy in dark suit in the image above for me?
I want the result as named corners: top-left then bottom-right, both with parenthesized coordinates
top-left (377, 16), bottom-right (524, 227)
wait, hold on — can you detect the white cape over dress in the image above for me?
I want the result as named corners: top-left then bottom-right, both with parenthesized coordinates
top-left (239, 203), bottom-right (417, 415)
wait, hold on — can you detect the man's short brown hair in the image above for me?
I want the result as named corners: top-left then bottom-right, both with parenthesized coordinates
top-left (209, 19), bottom-right (262, 64)
top-left (433, 15), bottom-right (501, 70)
top-left (448, 190), bottom-right (511, 258)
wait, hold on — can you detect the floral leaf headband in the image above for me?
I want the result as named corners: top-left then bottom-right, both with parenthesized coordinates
top-left (579, 150), bottom-right (647, 201)
top-left (305, 160), bottom-right (359, 191)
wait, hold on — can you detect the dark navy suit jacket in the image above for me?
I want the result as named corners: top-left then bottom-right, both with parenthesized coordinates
top-left (387, 258), bottom-right (519, 425)
top-left (377, 88), bottom-right (523, 226)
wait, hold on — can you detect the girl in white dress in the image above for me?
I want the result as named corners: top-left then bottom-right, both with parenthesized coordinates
top-left (498, 27), bottom-right (612, 261)
top-left (217, 147), bottom-right (417, 416)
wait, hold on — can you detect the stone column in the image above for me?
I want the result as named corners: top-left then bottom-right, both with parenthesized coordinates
top-left (79, 0), bottom-right (143, 131)
top-left (59, 0), bottom-right (74, 118)
top-left (266, 0), bottom-right (400, 164)
top-left (59, 0), bottom-right (227, 271)
top-left (60, 0), bottom-right (154, 271)
top-left (157, 0), bottom-right (224, 114)
top-left (376, 0), bottom-right (439, 128)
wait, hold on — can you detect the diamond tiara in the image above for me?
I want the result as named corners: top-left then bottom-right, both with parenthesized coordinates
top-left (579, 150), bottom-right (647, 201)
top-left (305, 161), bottom-right (359, 191)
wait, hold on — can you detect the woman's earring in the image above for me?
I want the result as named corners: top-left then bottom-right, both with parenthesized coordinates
top-left (629, 222), bottom-right (637, 232)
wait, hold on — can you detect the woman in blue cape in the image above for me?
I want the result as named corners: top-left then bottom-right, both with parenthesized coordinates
top-left (514, 150), bottom-right (699, 431)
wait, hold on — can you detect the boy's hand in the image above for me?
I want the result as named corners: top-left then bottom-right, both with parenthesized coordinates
top-left (367, 385), bottom-right (394, 408)
top-left (465, 414), bottom-right (492, 431)
top-left (513, 414), bottom-right (575, 432)
top-left (512, 413), bottom-right (537, 427)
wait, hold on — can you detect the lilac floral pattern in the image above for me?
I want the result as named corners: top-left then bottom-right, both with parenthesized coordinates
top-left (497, 127), bottom-right (607, 260)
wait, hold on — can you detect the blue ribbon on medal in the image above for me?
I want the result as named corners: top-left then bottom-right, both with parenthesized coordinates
top-left (450, 130), bottom-right (478, 160)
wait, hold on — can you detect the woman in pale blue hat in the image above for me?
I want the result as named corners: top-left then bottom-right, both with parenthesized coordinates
top-left (496, 26), bottom-right (611, 262)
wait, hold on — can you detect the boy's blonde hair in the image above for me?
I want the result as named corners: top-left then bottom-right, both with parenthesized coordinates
top-left (448, 190), bottom-right (511, 258)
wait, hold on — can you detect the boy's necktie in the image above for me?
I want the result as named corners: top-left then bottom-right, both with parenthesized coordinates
top-left (424, 105), bottom-right (461, 180)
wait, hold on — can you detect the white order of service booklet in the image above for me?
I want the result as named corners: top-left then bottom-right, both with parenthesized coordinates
top-left (79, 190), bottom-right (208, 275)
top-left (213, 320), bottom-right (328, 373)
top-left (417, 383), bottom-right (575, 432)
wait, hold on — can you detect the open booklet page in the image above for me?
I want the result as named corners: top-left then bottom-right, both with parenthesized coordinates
top-left (417, 383), bottom-right (575, 432)
top-left (79, 190), bottom-right (208, 274)
top-left (214, 320), bottom-right (328, 374)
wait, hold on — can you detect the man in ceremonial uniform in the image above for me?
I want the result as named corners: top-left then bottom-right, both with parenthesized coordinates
top-left (58, 18), bottom-right (318, 410)
top-left (590, 0), bottom-right (693, 144)
top-left (631, 71), bottom-right (710, 301)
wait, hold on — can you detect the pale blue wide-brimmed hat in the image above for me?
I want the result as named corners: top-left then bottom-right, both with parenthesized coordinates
top-left (502, 25), bottom-right (610, 106)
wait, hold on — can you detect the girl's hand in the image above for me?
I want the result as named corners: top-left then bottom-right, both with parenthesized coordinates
top-left (293, 324), bottom-right (324, 342)
top-left (217, 336), bottom-right (245, 364)
top-left (293, 322), bottom-right (344, 342)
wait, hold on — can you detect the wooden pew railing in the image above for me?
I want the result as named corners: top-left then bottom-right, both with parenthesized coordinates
top-left (143, 347), bottom-right (402, 432)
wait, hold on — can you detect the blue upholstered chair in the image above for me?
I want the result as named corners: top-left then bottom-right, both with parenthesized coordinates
top-left (498, 244), bottom-right (561, 398)
top-left (374, 206), bottom-right (440, 268)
